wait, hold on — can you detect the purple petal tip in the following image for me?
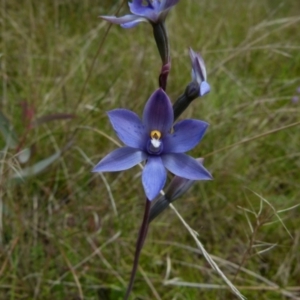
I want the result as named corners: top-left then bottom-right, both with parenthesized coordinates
top-left (200, 81), bottom-right (210, 96)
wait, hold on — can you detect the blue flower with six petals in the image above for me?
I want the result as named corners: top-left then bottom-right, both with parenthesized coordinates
top-left (101, 0), bottom-right (179, 28)
top-left (93, 88), bottom-right (212, 200)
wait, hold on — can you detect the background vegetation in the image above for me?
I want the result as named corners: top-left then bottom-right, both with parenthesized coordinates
top-left (1, 0), bottom-right (300, 299)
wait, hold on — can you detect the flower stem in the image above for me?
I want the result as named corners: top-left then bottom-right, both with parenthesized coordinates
top-left (123, 198), bottom-right (151, 300)
top-left (159, 62), bottom-right (171, 91)
top-left (152, 22), bottom-right (170, 66)
top-left (152, 22), bottom-right (170, 90)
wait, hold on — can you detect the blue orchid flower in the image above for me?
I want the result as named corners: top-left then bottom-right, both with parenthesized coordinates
top-left (100, 0), bottom-right (180, 28)
top-left (189, 48), bottom-right (211, 97)
top-left (93, 88), bottom-right (212, 200)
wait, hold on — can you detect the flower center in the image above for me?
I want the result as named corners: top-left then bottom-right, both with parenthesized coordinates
top-left (147, 130), bottom-right (163, 154)
top-left (150, 130), bottom-right (161, 140)
top-left (150, 130), bottom-right (162, 148)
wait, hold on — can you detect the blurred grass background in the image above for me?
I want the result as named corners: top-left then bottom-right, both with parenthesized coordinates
top-left (1, 0), bottom-right (300, 299)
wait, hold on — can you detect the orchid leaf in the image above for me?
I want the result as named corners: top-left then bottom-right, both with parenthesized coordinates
top-left (11, 141), bottom-right (72, 183)
top-left (11, 151), bottom-right (61, 182)
top-left (0, 110), bottom-right (18, 149)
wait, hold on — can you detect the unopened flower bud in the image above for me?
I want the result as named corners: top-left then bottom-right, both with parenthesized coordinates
top-left (185, 81), bottom-right (200, 100)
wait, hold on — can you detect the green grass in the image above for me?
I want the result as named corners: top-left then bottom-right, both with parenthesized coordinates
top-left (1, 0), bottom-right (300, 299)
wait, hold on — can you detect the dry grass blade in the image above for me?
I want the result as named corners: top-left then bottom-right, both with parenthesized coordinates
top-left (60, 247), bottom-right (84, 300)
top-left (168, 204), bottom-right (247, 300)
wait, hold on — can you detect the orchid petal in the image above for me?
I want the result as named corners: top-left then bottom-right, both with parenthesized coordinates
top-left (142, 88), bottom-right (173, 135)
top-left (100, 14), bottom-right (146, 27)
top-left (163, 120), bottom-right (209, 153)
top-left (189, 48), bottom-right (208, 84)
top-left (121, 18), bottom-right (148, 28)
top-left (142, 156), bottom-right (166, 200)
top-left (130, 0), bottom-right (143, 5)
top-left (194, 58), bottom-right (205, 81)
top-left (93, 147), bottom-right (146, 172)
top-left (200, 81), bottom-right (210, 96)
top-left (162, 153), bottom-right (212, 180)
top-left (165, 158), bottom-right (204, 201)
top-left (101, 0), bottom-right (179, 29)
top-left (144, 0), bottom-right (161, 11)
top-left (107, 109), bottom-right (147, 149)
top-left (129, 1), bottom-right (159, 22)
